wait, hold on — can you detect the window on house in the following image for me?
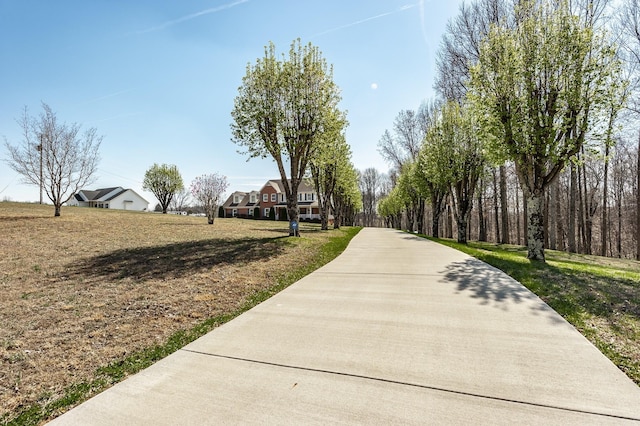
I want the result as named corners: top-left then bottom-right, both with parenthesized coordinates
top-left (250, 194), bottom-right (256, 203)
top-left (280, 194), bottom-right (285, 202)
top-left (249, 208), bottom-right (254, 216)
top-left (271, 193), bottom-right (276, 202)
top-left (232, 209), bottom-right (237, 217)
top-left (300, 208), bottom-right (307, 214)
top-left (262, 193), bottom-right (268, 202)
top-left (298, 193), bottom-right (303, 201)
top-left (264, 208), bottom-right (270, 217)
top-left (234, 195), bottom-right (240, 203)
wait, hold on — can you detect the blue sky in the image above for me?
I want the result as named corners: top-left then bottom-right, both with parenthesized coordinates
top-left (0, 0), bottom-right (464, 205)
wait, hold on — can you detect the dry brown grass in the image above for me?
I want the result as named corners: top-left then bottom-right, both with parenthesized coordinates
top-left (0, 202), bottom-right (348, 420)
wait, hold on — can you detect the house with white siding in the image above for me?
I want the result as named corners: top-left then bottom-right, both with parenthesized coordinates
top-left (68, 187), bottom-right (149, 211)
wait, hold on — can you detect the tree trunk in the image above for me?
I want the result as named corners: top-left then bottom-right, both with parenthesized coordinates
top-left (555, 177), bottom-right (565, 251)
top-left (431, 197), bottom-right (441, 238)
top-left (446, 202), bottom-right (454, 239)
top-left (545, 189), bottom-right (551, 250)
top-left (54, 203), bottom-right (61, 217)
top-left (580, 154), bottom-right (593, 255)
top-left (405, 202), bottom-right (415, 232)
top-left (548, 180), bottom-right (557, 250)
top-left (568, 163), bottom-right (577, 253)
top-left (492, 168), bottom-right (500, 243)
top-left (287, 199), bottom-right (300, 237)
top-left (618, 185), bottom-right (623, 258)
top-left (526, 190), bottom-right (545, 261)
top-left (499, 165), bottom-right (509, 244)
top-left (515, 181), bottom-right (521, 245)
top-left (601, 143), bottom-right (609, 256)
top-left (637, 131), bottom-right (640, 260)
top-left (523, 187), bottom-right (528, 246)
top-left (577, 160), bottom-right (587, 253)
top-left (457, 215), bottom-right (468, 244)
top-left (417, 198), bottom-right (425, 235)
top-left (477, 180), bottom-right (487, 242)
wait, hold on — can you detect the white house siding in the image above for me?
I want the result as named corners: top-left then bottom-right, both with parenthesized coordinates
top-left (109, 190), bottom-right (148, 211)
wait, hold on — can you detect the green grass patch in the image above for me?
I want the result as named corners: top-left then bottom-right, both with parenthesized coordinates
top-left (2, 226), bottom-right (361, 426)
top-left (426, 236), bottom-right (640, 386)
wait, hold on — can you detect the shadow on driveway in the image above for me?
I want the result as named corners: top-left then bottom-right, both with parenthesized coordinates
top-left (440, 258), bottom-right (566, 324)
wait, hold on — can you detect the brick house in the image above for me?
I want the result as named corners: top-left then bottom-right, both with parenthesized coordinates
top-left (222, 179), bottom-right (322, 221)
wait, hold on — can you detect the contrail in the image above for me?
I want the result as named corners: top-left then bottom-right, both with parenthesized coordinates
top-left (419, 0), bottom-right (430, 47)
top-left (80, 89), bottom-right (136, 105)
top-left (313, 3), bottom-right (418, 37)
top-left (136, 0), bottom-right (249, 34)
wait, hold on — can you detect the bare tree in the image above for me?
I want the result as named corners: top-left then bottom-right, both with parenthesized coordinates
top-left (4, 103), bottom-right (101, 216)
top-left (170, 188), bottom-right (191, 213)
top-left (359, 168), bottom-right (385, 227)
top-left (434, 0), bottom-right (513, 102)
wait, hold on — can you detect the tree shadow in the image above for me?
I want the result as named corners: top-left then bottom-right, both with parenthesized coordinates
top-left (67, 237), bottom-right (287, 283)
top-left (542, 263), bottom-right (640, 319)
top-left (249, 227), bottom-right (324, 235)
top-left (440, 258), bottom-right (565, 324)
top-left (0, 216), bottom-right (51, 222)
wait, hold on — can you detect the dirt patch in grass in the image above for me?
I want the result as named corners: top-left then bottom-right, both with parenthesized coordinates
top-left (0, 203), bottom-right (354, 421)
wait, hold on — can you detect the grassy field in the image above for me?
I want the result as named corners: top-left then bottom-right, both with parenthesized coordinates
top-left (428, 237), bottom-right (640, 386)
top-left (0, 202), bottom-right (360, 425)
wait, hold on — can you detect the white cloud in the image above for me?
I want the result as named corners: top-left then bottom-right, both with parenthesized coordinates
top-left (371, 83), bottom-right (378, 90)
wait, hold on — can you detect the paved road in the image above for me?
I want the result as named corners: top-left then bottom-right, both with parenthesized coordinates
top-left (49, 228), bottom-right (640, 425)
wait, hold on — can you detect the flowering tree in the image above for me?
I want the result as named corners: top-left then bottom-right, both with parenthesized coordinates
top-left (190, 173), bottom-right (229, 225)
top-left (143, 163), bottom-right (183, 214)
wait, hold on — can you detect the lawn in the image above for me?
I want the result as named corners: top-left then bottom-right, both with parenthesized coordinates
top-left (428, 236), bottom-right (640, 386)
top-left (0, 202), bottom-right (360, 425)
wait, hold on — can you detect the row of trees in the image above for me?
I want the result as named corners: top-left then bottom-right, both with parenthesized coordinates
top-left (377, 0), bottom-right (638, 262)
top-left (231, 39), bottom-right (361, 235)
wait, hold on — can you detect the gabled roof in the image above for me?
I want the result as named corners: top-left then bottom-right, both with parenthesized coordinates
top-left (262, 179), bottom-right (315, 194)
top-left (74, 187), bottom-right (148, 204)
top-left (223, 191), bottom-right (247, 208)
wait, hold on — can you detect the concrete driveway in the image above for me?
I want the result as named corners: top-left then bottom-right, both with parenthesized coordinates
top-left (49, 228), bottom-right (640, 425)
